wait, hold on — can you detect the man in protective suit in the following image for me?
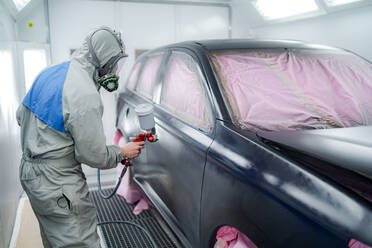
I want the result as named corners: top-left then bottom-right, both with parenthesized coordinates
top-left (16, 27), bottom-right (144, 247)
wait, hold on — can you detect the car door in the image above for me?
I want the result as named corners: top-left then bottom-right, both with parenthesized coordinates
top-left (132, 50), bottom-right (215, 248)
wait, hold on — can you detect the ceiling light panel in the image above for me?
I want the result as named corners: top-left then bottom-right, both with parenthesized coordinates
top-left (12, 0), bottom-right (31, 11)
top-left (324, 0), bottom-right (362, 6)
top-left (253, 0), bottom-right (319, 20)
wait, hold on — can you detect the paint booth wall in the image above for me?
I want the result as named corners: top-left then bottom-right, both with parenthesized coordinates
top-left (0, 11), bottom-right (22, 248)
top-left (0, 2), bottom-right (50, 247)
top-left (48, 0), bottom-right (230, 180)
top-left (231, 0), bottom-right (254, 38)
top-left (16, 0), bottom-right (49, 43)
top-left (250, 5), bottom-right (372, 62)
top-left (0, 4), bottom-right (16, 41)
top-left (0, 42), bottom-right (23, 248)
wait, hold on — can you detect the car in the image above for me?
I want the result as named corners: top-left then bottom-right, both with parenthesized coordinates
top-left (115, 39), bottom-right (372, 248)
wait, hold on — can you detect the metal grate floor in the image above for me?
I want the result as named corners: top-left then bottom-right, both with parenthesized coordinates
top-left (90, 189), bottom-right (180, 248)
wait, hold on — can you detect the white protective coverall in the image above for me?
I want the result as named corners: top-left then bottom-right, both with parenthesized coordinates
top-left (16, 27), bottom-right (126, 247)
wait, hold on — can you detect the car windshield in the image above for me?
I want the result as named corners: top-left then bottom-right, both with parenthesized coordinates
top-left (211, 49), bottom-right (372, 132)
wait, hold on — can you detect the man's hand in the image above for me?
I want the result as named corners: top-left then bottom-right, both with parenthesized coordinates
top-left (121, 141), bottom-right (145, 159)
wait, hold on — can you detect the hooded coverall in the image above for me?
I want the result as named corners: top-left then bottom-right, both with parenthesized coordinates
top-left (16, 28), bottom-right (125, 247)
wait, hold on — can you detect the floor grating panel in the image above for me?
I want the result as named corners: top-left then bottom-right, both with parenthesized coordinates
top-left (90, 189), bottom-right (180, 248)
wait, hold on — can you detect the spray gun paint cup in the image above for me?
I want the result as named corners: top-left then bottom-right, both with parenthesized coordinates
top-left (135, 104), bottom-right (155, 132)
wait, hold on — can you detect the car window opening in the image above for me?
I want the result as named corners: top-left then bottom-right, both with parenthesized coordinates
top-left (211, 49), bottom-right (372, 132)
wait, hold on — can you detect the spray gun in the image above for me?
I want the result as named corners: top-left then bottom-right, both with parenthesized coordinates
top-left (98, 103), bottom-right (157, 199)
top-left (120, 103), bottom-right (158, 167)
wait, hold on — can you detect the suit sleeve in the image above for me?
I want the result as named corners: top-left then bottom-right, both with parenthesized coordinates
top-left (65, 95), bottom-right (123, 169)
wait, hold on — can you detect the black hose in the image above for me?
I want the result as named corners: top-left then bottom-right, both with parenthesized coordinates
top-left (97, 166), bottom-right (127, 199)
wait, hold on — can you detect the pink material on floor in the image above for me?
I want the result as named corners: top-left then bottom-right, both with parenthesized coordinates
top-left (349, 239), bottom-right (372, 248)
top-left (214, 226), bottom-right (258, 248)
top-left (113, 130), bottom-right (152, 215)
top-left (213, 50), bottom-right (372, 131)
top-left (133, 198), bottom-right (152, 215)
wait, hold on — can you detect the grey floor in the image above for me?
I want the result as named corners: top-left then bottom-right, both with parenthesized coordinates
top-left (90, 188), bottom-right (182, 248)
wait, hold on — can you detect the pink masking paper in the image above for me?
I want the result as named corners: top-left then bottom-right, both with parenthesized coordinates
top-left (114, 130), bottom-right (152, 214)
top-left (213, 50), bottom-right (372, 131)
top-left (349, 239), bottom-right (372, 248)
top-left (161, 53), bottom-right (210, 129)
top-left (126, 61), bottom-right (142, 90)
top-left (137, 54), bottom-right (163, 99)
top-left (214, 226), bottom-right (258, 248)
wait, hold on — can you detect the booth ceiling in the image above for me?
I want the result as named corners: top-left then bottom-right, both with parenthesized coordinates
top-left (237, 0), bottom-right (371, 27)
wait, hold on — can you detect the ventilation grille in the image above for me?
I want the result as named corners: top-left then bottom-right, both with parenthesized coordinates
top-left (90, 189), bottom-right (180, 248)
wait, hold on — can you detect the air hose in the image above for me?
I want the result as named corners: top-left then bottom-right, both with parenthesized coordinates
top-left (97, 159), bottom-right (130, 199)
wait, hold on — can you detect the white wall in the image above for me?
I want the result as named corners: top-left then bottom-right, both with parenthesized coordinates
top-left (0, 42), bottom-right (23, 248)
top-left (175, 5), bottom-right (229, 40)
top-left (0, 4), bottom-right (23, 248)
top-left (0, 3), bottom-right (51, 248)
top-left (49, 0), bottom-right (229, 64)
top-left (231, 0), bottom-right (254, 38)
top-left (250, 5), bottom-right (372, 61)
top-left (0, 2), bottom-right (16, 41)
top-left (48, 0), bottom-right (229, 179)
top-left (16, 0), bottom-right (48, 43)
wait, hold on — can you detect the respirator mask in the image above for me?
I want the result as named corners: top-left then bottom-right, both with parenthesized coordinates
top-left (88, 27), bottom-right (128, 92)
top-left (97, 54), bottom-right (127, 92)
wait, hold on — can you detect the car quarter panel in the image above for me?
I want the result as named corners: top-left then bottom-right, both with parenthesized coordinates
top-left (201, 121), bottom-right (372, 247)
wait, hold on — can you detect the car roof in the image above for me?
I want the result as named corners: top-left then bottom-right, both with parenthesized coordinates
top-left (160, 39), bottom-right (346, 53)
top-left (138, 39), bottom-right (355, 63)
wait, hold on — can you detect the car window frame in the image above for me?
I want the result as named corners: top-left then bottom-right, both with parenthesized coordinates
top-left (125, 57), bottom-right (145, 91)
top-left (155, 48), bottom-right (215, 134)
top-left (125, 51), bottom-right (166, 104)
top-left (125, 57), bottom-right (145, 92)
top-left (133, 52), bottom-right (165, 100)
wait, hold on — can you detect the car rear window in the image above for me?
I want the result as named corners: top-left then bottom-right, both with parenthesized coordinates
top-left (136, 54), bottom-right (163, 99)
top-left (211, 49), bottom-right (372, 131)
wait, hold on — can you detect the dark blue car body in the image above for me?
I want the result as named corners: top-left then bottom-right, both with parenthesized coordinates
top-left (116, 40), bottom-right (372, 248)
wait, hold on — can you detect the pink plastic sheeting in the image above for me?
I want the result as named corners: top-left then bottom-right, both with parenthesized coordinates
top-left (349, 239), bottom-right (372, 248)
top-left (127, 61), bottom-right (142, 90)
top-left (213, 50), bottom-right (372, 131)
top-left (113, 129), bottom-right (123, 145)
top-left (214, 226), bottom-right (258, 248)
top-left (113, 130), bottom-right (152, 215)
top-left (136, 54), bottom-right (163, 99)
top-left (161, 53), bottom-right (211, 130)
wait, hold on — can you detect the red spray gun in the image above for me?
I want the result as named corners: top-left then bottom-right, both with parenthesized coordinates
top-left (121, 130), bottom-right (158, 167)
top-left (99, 103), bottom-right (158, 199)
top-left (121, 103), bottom-right (158, 167)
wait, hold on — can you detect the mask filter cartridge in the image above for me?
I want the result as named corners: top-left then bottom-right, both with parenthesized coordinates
top-left (98, 73), bottom-right (119, 92)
